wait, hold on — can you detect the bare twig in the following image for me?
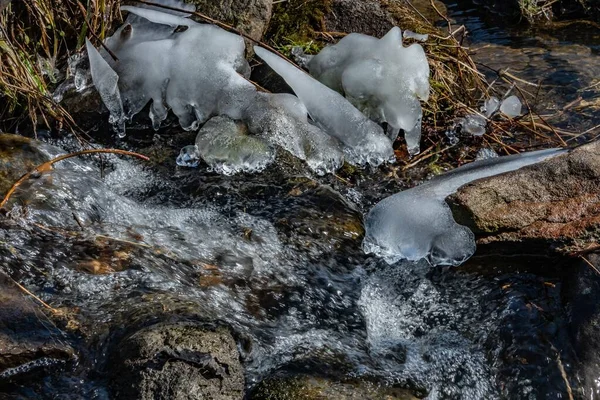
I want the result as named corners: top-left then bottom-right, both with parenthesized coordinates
top-left (0, 149), bottom-right (149, 209)
top-left (580, 255), bottom-right (600, 276)
top-left (0, 271), bottom-right (59, 313)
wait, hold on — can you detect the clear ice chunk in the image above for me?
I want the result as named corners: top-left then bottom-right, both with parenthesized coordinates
top-left (403, 30), bottom-right (429, 42)
top-left (475, 148), bottom-right (498, 161)
top-left (176, 144), bottom-right (200, 167)
top-left (363, 148), bottom-right (565, 266)
top-left (481, 96), bottom-right (500, 118)
top-left (254, 46), bottom-right (394, 167)
top-left (500, 95), bottom-right (523, 118)
top-left (460, 114), bottom-right (487, 136)
top-left (85, 38), bottom-right (126, 137)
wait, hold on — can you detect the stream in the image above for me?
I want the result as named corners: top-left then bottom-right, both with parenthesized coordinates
top-left (1, 1), bottom-right (599, 399)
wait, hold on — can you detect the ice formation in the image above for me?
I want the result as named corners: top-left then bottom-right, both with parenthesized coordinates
top-left (306, 27), bottom-right (430, 155)
top-left (403, 30), bottom-right (429, 42)
top-left (254, 46), bottom-right (394, 166)
top-left (500, 95), bottom-right (523, 118)
top-left (459, 113), bottom-right (487, 136)
top-left (363, 148), bottom-right (565, 266)
top-left (85, 1), bottom-right (389, 173)
top-left (176, 116), bottom-right (274, 175)
top-left (243, 93), bottom-right (345, 175)
top-left (86, 38), bottom-right (126, 136)
top-left (481, 96), bottom-right (500, 118)
top-left (475, 147), bottom-right (499, 161)
top-left (86, 2), bottom-right (254, 133)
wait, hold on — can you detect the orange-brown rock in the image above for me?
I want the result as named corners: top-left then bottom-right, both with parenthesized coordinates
top-left (449, 141), bottom-right (600, 255)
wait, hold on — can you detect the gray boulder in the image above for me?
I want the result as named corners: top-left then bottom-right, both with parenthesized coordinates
top-left (111, 322), bottom-right (244, 400)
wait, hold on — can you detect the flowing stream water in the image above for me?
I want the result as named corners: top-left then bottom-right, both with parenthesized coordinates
top-left (445, 0), bottom-right (600, 135)
top-left (1, 1), bottom-right (599, 399)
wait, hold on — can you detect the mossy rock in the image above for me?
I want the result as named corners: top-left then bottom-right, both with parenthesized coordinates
top-left (250, 374), bottom-right (421, 400)
top-left (265, 0), bottom-right (331, 46)
top-left (185, 0), bottom-right (273, 41)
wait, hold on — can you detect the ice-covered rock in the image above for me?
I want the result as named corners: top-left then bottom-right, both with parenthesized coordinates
top-left (363, 148), bottom-right (565, 266)
top-left (88, 3), bottom-right (254, 133)
top-left (459, 114), bottom-right (487, 136)
top-left (306, 27), bottom-right (430, 155)
top-left (500, 95), bottom-right (523, 118)
top-left (481, 96), bottom-right (500, 118)
top-left (244, 93), bottom-right (345, 175)
top-left (178, 116), bottom-right (274, 175)
top-left (254, 46), bottom-right (394, 167)
top-left (85, 1), bottom-right (379, 174)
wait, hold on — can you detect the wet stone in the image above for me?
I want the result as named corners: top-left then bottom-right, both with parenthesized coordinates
top-left (449, 141), bottom-right (600, 255)
top-left (110, 322), bottom-right (244, 400)
top-left (563, 254), bottom-right (600, 399)
top-left (249, 374), bottom-right (420, 400)
top-left (275, 179), bottom-right (365, 253)
top-left (0, 275), bottom-right (75, 386)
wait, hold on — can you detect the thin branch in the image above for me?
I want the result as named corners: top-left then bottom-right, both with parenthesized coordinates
top-left (0, 271), bottom-right (59, 314)
top-left (1, 149), bottom-right (149, 209)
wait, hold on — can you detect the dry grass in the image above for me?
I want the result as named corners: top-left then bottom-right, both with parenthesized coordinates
top-left (0, 0), bottom-right (121, 133)
top-left (382, 1), bottom-right (568, 170)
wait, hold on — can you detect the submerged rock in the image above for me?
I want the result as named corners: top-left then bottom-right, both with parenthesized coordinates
top-left (249, 374), bottom-right (419, 400)
top-left (449, 141), bottom-right (600, 255)
top-left (471, 0), bottom-right (600, 22)
top-left (0, 134), bottom-right (51, 197)
top-left (564, 254), bottom-right (600, 399)
top-left (0, 275), bottom-right (75, 383)
top-left (110, 322), bottom-right (244, 400)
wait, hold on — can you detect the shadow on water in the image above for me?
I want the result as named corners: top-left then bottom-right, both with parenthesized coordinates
top-left (441, 0), bottom-right (600, 136)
